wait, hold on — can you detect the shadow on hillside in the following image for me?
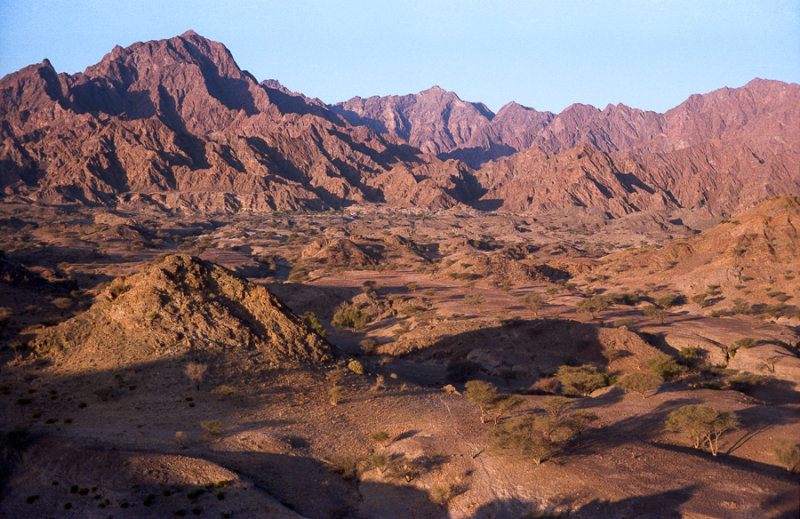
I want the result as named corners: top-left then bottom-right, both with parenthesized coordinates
top-left (469, 486), bottom-right (695, 518)
top-left (577, 396), bottom-right (702, 455)
top-left (399, 318), bottom-right (619, 388)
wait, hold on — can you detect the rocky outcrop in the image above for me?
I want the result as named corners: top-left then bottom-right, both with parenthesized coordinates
top-left (32, 254), bottom-right (333, 368)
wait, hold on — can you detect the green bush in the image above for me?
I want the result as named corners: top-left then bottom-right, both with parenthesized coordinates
top-left (655, 294), bottom-right (685, 308)
top-left (666, 405), bottom-right (738, 455)
top-left (331, 304), bottom-right (369, 329)
top-left (576, 295), bottom-right (611, 318)
top-left (646, 353), bottom-right (681, 380)
top-left (490, 406), bottom-right (597, 465)
top-left (463, 380), bottom-right (523, 424)
top-left (616, 372), bottom-right (662, 395)
top-left (301, 312), bottom-right (327, 338)
top-left (555, 365), bottom-right (608, 396)
top-left (772, 440), bottom-right (800, 472)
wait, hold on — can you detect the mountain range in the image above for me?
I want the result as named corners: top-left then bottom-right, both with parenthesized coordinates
top-left (1, 31), bottom-right (798, 217)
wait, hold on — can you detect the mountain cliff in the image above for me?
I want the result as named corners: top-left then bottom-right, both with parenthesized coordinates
top-left (1, 31), bottom-right (798, 217)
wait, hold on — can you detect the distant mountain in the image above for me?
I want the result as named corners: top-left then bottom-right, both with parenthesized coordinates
top-left (1, 31), bottom-right (798, 217)
top-left (335, 79), bottom-right (800, 168)
top-left (0, 31), bottom-right (473, 212)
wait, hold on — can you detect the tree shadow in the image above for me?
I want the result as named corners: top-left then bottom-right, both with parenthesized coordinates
top-left (469, 486), bottom-right (695, 518)
top-left (402, 319), bottom-right (614, 388)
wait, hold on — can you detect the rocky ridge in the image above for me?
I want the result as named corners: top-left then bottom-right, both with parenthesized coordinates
top-left (1, 31), bottom-right (798, 217)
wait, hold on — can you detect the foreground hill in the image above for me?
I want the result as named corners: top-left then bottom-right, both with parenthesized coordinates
top-left (32, 254), bottom-right (332, 369)
top-left (1, 31), bottom-right (798, 217)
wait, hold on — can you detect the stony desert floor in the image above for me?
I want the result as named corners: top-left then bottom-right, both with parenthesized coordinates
top-left (0, 201), bottom-right (798, 518)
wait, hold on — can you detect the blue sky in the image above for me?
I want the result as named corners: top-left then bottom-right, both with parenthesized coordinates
top-left (1, 0), bottom-right (798, 113)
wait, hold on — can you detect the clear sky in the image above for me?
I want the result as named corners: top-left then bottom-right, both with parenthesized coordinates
top-left (1, 0), bottom-right (798, 113)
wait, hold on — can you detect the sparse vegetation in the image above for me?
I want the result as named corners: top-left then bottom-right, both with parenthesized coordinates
top-left (555, 365), bottom-right (608, 396)
top-left (463, 380), bottom-right (523, 424)
top-left (301, 312), bottom-right (327, 338)
top-left (331, 303), bottom-right (369, 329)
top-left (616, 372), bottom-right (662, 395)
top-left (185, 362), bottom-right (208, 391)
top-left (646, 353), bottom-right (681, 380)
top-left (666, 405), bottom-right (738, 456)
top-left (772, 440), bottom-right (800, 472)
top-left (200, 420), bottom-right (223, 437)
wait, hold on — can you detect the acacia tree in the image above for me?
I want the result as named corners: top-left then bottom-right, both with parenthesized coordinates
top-left (666, 405), bottom-right (738, 456)
top-left (464, 380), bottom-right (523, 424)
top-left (490, 403), bottom-right (597, 465)
top-left (185, 362), bottom-right (208, 391)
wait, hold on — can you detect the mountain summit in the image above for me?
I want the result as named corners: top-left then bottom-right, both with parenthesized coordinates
top-left (1, 32), bottom-right (798, 217)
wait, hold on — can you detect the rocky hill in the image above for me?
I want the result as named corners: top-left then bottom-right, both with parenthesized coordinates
top-left (592, 195), bottom-right (800, 293)
top-left (32, 254), bottom-right (333, 369)
top-left (1, 31), bottom-right (798, 217)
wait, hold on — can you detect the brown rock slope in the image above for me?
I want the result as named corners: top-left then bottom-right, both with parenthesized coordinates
top-left (32, 254), bottom-right (332, 369)
top-left (1, 31), bottom-right (797, 217)
top-left (0, 31), bottom-right (470, 212)
top-left (336, 79), bottom-right (800, 167)
top-left (594, 195), bottom-right (800, 292)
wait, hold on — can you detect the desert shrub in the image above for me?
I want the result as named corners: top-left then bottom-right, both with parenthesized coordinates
top-left (464, 292), bottom-right (485, 305)
top-left (725, 373), bottom-right (768, 394)
top-left (288, 264), bottom-right (311, 283)
top-left (324, 455), bottom-right (361, 480)
top-left (643, 304), bottom-right (668, 324)
top-left (404, 281), bottom-right (417, 291)
top-left (678, 347), bottom-right (700, 367)
top-left (691, 293), bottom-right (709, 307)
top-left (400, 304), bottom-right (427, 316)
top-left (529, 377), bottom-right (559, 394)
top-left (301, 312), bottom-right (327, 338)
top-left (463, 380), bottom-right (523, 424)
top-left (666, 405), bottom-right (738, 455)
top-left (655, 294), bottom-right (685, 308)
top-left (538, 396), bottom-right (576, 418)
top-left (522, 293), bottom-right (545, 316)
top-left (464, 380), bottom-right (498, 424)
top-left (359, 339), bottom-right (378, 354)
top-left (347, 359), bottom-right (365, 375)
top-left (184, 362), bottom-right (208, 391)
top-left (772, 440), bottom-right (800, 472)
top-left (576, 295), bottom-right (611, 318)
top-left (555, 365), bottom-right (608, 396)
top-left (489, 417), bottom-right (557, 465)
top-left (645, 353), bottom-right (681, 380)
top-left (200, 421), bottom-right (223, 437)
top-left (331, 304), bottom-right (369, 329)
top-left (606, 292), bottom-right (640, 305)
top-left (210, 385), bottom-right (235, 400)
top-left (616, 372), bottom-right (662, 396)
top-left (490, 405), bottom-right (596, 464)
top-left (328, 386), bottom-right (345, 405)
top-left (368, 431), bottom-right (390, 444)
top-left (731, 298), bottom-right (751, 315)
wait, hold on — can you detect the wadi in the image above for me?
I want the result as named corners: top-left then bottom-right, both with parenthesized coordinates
top-left (0, 32), bottom-right (798, 518)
